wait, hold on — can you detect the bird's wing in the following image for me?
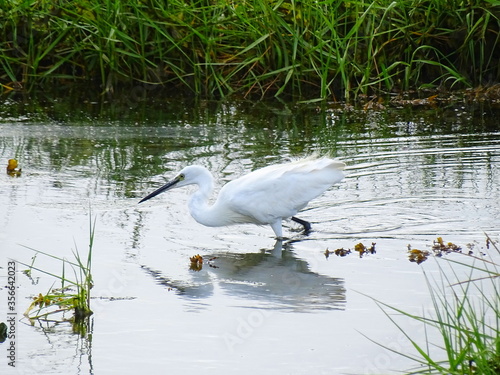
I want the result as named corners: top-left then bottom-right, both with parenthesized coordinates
top-left (219, 158), bottom-right (345, 224)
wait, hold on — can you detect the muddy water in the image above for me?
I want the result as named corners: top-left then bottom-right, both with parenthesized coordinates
top-left (1, 97), bottom-right (499, 374)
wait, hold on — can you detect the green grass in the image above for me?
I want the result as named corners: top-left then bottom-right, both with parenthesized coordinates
top-left (20, 216), bottom-right (95, 336)
top-left (366, 234), bottom-right (500, 374)
top-left (1, 0), bottom-right (499, 100)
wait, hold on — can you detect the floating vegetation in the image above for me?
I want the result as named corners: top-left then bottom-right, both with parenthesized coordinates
top-left (189, 254), bottom-right (218, 271)
top-left (354, 243), bottom-right (377, 258)
top-left (324, 247), bottom-right (351, 258)
top-left (408, 249), bottom-right (431, 265)
top-left (6, 159), bottom-right (21, 177)
top-left (432, 237), bottom-right (462, 255)
top-left (390, 94), bottom-right (439, 107)
top-left (324, 243), bottom-right (375, 259)
top-left (335, 248), bottom-right (351, 257)
top-left (408, 237), bottom-right (470, 264)
top-left (189, 254), bottom-right (204, 272)
top-left (19, 216), bottom-right (95, 336)
top-left (325, 237), bottom-right (490, 264)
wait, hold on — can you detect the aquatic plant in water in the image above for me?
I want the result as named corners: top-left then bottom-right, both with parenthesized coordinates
top-left (20, 217), bottom-right (95, 336)
top-left (367, 234), bottom-right (500, 374)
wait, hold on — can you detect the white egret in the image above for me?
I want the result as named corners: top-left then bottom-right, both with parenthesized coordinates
top-left (139, 157), bottom-right (345, 238)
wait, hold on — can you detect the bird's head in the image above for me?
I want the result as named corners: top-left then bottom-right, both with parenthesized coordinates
top-left (139, 165), bottom-right (209, 203)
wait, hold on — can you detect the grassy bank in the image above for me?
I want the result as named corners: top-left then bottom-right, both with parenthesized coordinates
top-left (1, 0), bottom-right (499, 100)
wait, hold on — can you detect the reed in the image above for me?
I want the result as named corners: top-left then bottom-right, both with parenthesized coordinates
top-left (20, 216), bottom-right (95, 335)
top-left (366, 235), bottom-right (500, 374)
top-left (0, 0), bottom-right (499, 100)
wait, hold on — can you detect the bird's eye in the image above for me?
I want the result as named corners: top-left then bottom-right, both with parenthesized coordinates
top-left (179, 173), bottom-right (185, 180)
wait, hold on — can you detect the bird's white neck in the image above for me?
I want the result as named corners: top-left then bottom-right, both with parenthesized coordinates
top-left (186, 168), bottom-right (221, 227)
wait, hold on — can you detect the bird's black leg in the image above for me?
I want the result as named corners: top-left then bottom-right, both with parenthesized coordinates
top-left (291, 216), bottom-right (311, 234)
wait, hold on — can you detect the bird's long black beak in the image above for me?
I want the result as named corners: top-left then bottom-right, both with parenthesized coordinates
top-left (139, 176), bottom-right (181, 203)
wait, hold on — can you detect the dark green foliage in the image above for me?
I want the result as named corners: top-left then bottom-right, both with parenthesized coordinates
top-left (0, 0), bottom-right (499, 99)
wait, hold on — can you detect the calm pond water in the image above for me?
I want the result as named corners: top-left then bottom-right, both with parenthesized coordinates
top-left (1, 94), bottom-right (499, 374)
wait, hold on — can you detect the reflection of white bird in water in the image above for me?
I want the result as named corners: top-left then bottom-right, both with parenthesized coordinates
top-left (139, 157), bottom-right (345, 238)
